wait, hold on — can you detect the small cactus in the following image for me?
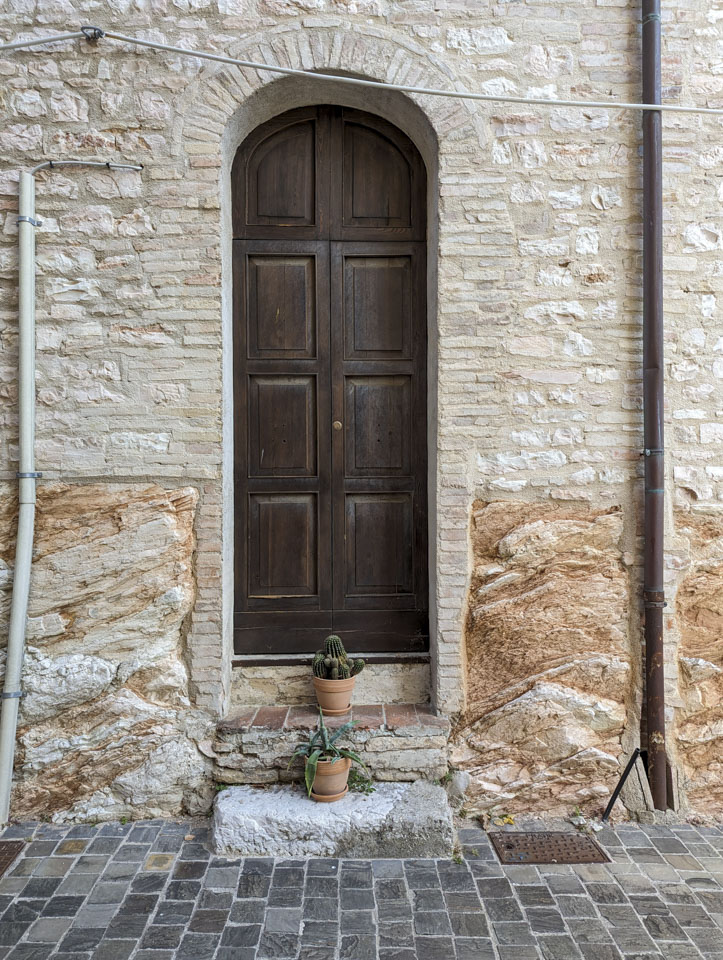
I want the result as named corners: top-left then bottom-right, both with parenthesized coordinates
top-left (311, 636), bottom-right (365, 680)
top-left (325, 635), bottom-right (347, 661)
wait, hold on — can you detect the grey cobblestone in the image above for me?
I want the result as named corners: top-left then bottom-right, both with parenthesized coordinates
top-left (1, 821), bottom-right (723, 958)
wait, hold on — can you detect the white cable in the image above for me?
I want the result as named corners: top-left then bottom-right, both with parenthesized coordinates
top-left (2, 25), bottom-right (723, 118)
top-left (0, 30), bottom-right (85, 52)
top-left (102, 30), bottom-right (723, 117)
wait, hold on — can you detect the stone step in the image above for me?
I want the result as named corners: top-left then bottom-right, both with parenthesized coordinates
top-left (212, 703), bottom-right (450, 785)
top-left (213, 781), bottom-right (456, 858)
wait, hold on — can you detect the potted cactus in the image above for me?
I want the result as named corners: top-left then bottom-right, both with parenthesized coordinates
top-left (312, 635), bottom-right (365, 716)
top-left (289, 709), bottom-right (368, 802)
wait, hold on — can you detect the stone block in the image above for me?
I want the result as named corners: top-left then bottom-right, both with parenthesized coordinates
top-left (213, 782), bottom-right (455, 858)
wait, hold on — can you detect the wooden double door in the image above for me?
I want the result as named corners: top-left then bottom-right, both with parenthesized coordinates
top-left (233, 106), bottom-right (428, 655)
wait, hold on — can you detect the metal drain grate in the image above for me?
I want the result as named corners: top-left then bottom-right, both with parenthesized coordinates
top-left (0, 840), bottom-right (25, 877)
top-left (490, 831), bottom-right (610, 865)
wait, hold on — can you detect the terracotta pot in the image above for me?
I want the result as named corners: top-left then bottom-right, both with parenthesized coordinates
top-left (310, 756), bottom-right (351, 802)
top-left (312, 675), bottom-right (355, 716)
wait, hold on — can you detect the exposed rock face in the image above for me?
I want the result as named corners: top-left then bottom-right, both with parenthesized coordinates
top-left (674, 511), bottom-right (723, 818)
top-left (451, 500), bottom-right (631, 816)
top-left (0, 484), bottom-right (213, 821)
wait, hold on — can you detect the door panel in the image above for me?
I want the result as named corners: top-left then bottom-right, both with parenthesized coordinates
top-left (345, 494), bottom-right (414, 597)
top-left (232, 106), bottom-right (331, 240)
top-left (234, 107), bottom-right (428, 656)
top-left (344, 376), bottom-right (411, 476)
top-left (248, 494), bottom-right (318, 597)
top-left (247, 375), bottom-right (317, 477)
top-left (247, 255), bottom-right (317, 358)
top-left (343, 255), bottom-right (412, 358)
top-left (331, 108), bottom-right (426, 242)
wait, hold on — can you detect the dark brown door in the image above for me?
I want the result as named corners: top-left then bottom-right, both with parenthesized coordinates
top-left (233, 106), bottom-right (428, 655)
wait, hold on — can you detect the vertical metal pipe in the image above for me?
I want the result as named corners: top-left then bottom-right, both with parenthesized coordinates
top-left (642, 0), bottom-right (667, 810)
top-left (0, 172), bottom-right (37, 825)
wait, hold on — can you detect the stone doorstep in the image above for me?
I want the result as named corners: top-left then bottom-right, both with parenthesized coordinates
top-left (212, 703), bottom-right (450, 784)
top-left (213, 781), bottom-right (456, 858)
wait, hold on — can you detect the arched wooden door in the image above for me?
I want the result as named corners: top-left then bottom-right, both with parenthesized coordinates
top-left (232, 105), bottom-right (428, 655)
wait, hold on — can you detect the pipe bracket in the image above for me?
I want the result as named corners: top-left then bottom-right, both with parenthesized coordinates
top-left (81, 25), bottom-right (105, 41)
top-left (0, 692), bottom-right (22, 700)
top-left (644, 448), bottom-right (664, 456)
top-left (644, 589), bottom-right (667, 608)
top-left (16, 472), bottom-right (42, 479)
top-left (16, 216), bottom-right (42, 227)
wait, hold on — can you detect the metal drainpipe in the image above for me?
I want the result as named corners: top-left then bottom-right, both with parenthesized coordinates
top-left (0, 171), bottom-right (38, 826)
top-left (642, 0), bottom-right (668, 811)
top-left (0, 161), bottom-right (141, 826)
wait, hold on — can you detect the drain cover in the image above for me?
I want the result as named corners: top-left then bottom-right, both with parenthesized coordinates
top-left (490, 831), bottom-right (609, 865)
top-left (0, 840), bottom-right (24, 877)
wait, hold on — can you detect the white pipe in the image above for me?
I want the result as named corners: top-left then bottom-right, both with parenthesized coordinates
top-left (0, 159), bottom-right (142, 826)
top-left (0, 172), bottom-right (36, 826)
top-left (0, 30), bottom-right (85, 52)
top-left (3, 26), bottom-right (723, 118)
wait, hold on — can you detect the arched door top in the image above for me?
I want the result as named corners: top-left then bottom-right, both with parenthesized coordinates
top-left (232, 105), bottom-right (426, 242)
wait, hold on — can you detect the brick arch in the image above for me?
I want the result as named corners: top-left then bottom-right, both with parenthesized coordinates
top-left (177, 23), bottom-right (485, 164)
top-left (176, 23), bottom-right (480, 717)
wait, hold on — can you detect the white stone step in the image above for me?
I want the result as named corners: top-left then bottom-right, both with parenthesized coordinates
top-left (213, 781), bottom-right (456, 858)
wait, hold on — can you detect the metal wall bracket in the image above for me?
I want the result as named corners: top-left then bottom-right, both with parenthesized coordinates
top-left (16, 216), bottom-right (42, 227)
top-left (644, 448), bottom-right (664, 456)
top-left (81, 25), bottom-right (105, 41)
top-left (0, 692), bottom-right (22, 700)
top-left (16, 472), bottom-right (42, 479)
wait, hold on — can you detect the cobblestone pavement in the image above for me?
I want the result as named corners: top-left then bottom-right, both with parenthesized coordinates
top-left (1, 818), bottom-right (723, 959)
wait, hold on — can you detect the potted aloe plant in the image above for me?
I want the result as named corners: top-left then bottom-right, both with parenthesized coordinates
top-left (312, 635), bottom-right (365, 716)
top-left (289, 709), bottom-right (368, 802)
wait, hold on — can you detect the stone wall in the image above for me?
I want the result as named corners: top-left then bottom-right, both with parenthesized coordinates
top-left (230, 663), bottom-right (430, 708)
top-left (0, 483), bottom-right (214, 820)
top-left (0, 0), bottom-right (721, 819)
top-left (451, 500), bottom-right (632, 816)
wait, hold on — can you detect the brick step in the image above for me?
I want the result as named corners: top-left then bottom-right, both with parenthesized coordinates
top-left (212, 703), bottom-right (450, 785)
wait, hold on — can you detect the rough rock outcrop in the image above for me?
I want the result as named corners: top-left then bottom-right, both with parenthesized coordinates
top-left (674, 510), bottom-right (723, 818)
top-left (0, 483), bottom-right (213, 821)
top-left (451, 500), bottom-right (631, 816)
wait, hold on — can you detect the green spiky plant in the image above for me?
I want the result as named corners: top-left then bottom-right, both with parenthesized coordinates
top-left (288, 708), bottom-right (368, 797)
top-left (312, 635), bottom-right (365, 680)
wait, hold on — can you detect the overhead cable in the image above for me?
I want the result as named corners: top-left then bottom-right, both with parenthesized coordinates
top-left (2, 25), bottom-right (723, 117)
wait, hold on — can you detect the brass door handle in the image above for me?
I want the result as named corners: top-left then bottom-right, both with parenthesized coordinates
top-left (333, 420), bottom-right (343, 431)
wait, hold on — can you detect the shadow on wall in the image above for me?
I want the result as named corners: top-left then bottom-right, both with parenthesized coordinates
top-left (451, 500), bottom-right (632, 817)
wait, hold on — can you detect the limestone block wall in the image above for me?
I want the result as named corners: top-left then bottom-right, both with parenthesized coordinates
top-left (0, 0), bottom-right (721, 819)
